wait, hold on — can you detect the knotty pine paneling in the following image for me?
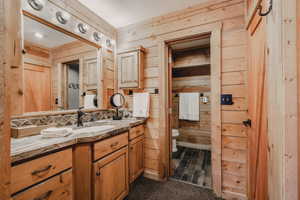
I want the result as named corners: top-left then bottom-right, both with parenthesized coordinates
top-left (117, 0), bottom-right (248, 198)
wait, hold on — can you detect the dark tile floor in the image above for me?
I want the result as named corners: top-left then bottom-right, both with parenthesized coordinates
top-left (171, 146), bottom-right (212, 188)
top-left (127, 177), bottom-right (218, 200)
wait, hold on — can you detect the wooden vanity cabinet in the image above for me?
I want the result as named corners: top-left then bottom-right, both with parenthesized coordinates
top-left (12, 170), bottom-right (72, 200)
top-left (92, 132), bottom-right (129, 200)
top-left (129, 125), bottom-right (145, 183)
top-left (93, 147), bottom-right (129, 200)
top-left (117, 46), bottom-right (145, 89)
top-left (11, 148), bottom-right (73, 200)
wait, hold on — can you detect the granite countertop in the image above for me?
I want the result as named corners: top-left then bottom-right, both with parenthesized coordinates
top-left (11, 118), bottom-right (145, 163)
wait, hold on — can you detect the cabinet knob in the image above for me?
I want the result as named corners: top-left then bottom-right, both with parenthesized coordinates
top-left (96, 171), bottom-right (101, 176)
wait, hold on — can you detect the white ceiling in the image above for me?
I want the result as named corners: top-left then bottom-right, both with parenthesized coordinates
top-left (23, 15), bottom-right (76, 48)
top-left (78, 0), bottom-right (209, 28)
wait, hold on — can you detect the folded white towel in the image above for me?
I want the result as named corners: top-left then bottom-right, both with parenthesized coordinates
top-left (179, 93), bottom-right (200, 121)
top-left (41, 127), bottom-right (73, 138)
top-left (133, 92), bottom-right (150, 118)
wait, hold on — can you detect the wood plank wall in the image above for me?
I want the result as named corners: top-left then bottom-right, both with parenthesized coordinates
top-left (266, 0), bottom-right (299, 199)
top-left (117, 0), bottom-right (248, 199)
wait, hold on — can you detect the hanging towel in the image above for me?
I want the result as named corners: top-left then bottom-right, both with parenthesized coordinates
top-left (133, 92), bottom-right (150, 118)
top-left (84, 94), bottom-right (96, 109)
top-left (179, 93), bottom-right (200, 121)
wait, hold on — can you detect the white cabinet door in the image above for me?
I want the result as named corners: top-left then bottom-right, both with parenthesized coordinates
top-left (118, 51), bottom-right (139, 88)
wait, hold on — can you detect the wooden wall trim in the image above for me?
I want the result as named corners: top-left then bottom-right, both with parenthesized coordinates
top-left (210, 25), bottom-right (222, 196)
top-left (0, 0), bottom-right (16, 198)
top-left (266, 0), bottom-right (299, 199)
top-left (298, 1), bottom-right (300, 199)
top-left (158, 22), bottom-right (222, 197)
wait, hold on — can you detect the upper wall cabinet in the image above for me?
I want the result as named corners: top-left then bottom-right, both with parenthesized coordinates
top-left (117, 46), bottom-right (145, 89)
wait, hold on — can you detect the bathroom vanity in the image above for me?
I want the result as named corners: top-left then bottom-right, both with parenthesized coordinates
top-left (11, 119), bottom-right (145, 200)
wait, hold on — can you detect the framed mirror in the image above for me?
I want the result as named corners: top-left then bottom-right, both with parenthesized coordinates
top-left (20, 13), bottom-right (102, 114)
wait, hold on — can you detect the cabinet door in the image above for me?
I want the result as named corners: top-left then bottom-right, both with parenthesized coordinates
top-left (93, 147), bottom-right (128, 200)
top-left (118, 52), bottom-right (139, 88)
top-left (129, 136), bottom-right (144, 183)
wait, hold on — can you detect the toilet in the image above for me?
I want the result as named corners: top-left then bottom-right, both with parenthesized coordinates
top-left (172, 129), bottom-right (180, 152)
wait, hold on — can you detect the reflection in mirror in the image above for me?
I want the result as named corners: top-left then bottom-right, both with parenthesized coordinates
top-left (22, 15), bottom-right (99, 113)
top-left (110, 93), bottom-right (125, 120)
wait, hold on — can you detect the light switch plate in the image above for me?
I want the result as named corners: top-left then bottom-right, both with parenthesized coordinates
top-left (221, 94), bottom-right (234, 105)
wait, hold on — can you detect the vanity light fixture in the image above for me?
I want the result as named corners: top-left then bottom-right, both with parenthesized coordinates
top-left (56, 11), bottom-right (68, 25)
top-left (27, 0), bottom-right (46, 11)
top-left (93, 32), bottom-right (101, 42)
top-left (78, 23), bottom-right (88, 34)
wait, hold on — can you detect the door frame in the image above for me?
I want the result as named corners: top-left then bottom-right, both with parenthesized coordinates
top-left (158, 22), bottom-right (222, 196)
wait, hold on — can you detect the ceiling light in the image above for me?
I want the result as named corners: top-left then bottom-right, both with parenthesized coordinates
top-left (34, 32), bottom-right (44, 39)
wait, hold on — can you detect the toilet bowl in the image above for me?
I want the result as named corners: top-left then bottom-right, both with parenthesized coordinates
top-left (172, 129), bottom-right (180, 152)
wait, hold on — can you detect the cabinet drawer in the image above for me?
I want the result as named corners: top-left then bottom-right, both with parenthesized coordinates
top-left (129, 125), bottom-right (144, 140)
top-left (12, 170), bottom-right (72, 200)
top-left (11, 149), bottom-right (72, 194)
top-left (93, 132), bottom-right (128, 161)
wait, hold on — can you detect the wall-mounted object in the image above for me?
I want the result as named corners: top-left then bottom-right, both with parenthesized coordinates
top-left (201, 96), bottom-right (209, 104)
top-left (221, 94), bottom-right (233, 105)
top-left (118, 46), bottom-right (145, 89)
top-left (110, 93), bottom-right (125, 120)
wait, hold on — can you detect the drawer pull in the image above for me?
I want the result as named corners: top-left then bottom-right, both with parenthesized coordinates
top-left (31, 165), bottom-right (52, 176)
top-left (110, 142), bottom-right (119, 148)
top-left (33, 190), bottom-right (53, 200)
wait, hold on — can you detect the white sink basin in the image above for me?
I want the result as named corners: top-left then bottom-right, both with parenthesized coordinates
top-left (73, 125), bottom-right (115, 135)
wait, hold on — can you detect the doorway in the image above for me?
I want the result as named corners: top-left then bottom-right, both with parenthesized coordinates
top-left (158, 25), bottom-right (222, 195)
top-left (168, 37), bottom-right (212, 188)
top-left (65, 60), bottom-right (80, 110)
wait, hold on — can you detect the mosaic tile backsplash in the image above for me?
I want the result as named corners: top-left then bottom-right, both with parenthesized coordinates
top-left (11, 110), bottom-right (115, 128)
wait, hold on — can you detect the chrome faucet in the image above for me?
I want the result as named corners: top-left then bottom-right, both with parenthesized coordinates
top-left (77, 107), bottom-right (85, 127)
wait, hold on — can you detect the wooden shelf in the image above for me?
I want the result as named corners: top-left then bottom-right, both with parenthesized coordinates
top-left (172, 64), bottom-right (210, 78)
